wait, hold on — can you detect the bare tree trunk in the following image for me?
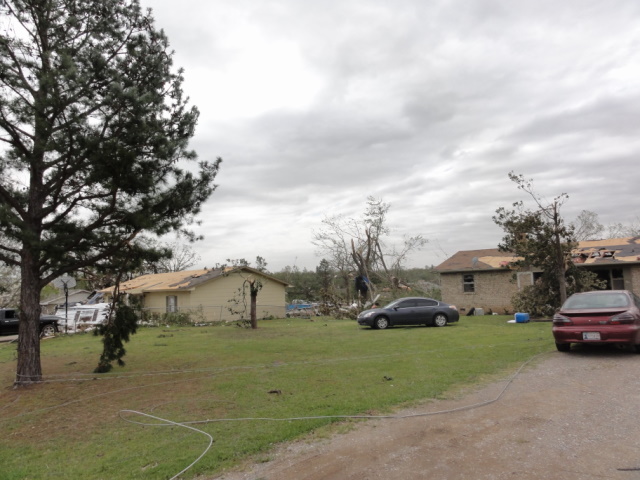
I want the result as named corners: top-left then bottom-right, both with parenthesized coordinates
top-left (554, 229), bottom-right (568, 304)
top-left (250, 288), bottom-right (258, 329)
top-left (249, 278), bottom-right (260, 329)
top-left (351, 239), bottom-right (374, 303)
top-left (16, 255), bottom-right (43, 385)
top-left (341, 273), bottom-right (352, 303)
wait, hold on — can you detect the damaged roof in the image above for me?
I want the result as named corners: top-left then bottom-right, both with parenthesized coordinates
top-left (571, 237), bottom-right (640, 265)
top-left (103, 266), bottom-right (290, 295)
top-left (436, 237), bottom-right (640, 272)
top-left (435, 248), bottom-right (520, 273)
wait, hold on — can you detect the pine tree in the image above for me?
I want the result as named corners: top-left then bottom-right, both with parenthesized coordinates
top-left (0, 0), bottom-right (220, 385)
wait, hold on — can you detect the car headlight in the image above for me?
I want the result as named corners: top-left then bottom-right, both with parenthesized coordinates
top-left (360, 311), bottom-right (375, 318)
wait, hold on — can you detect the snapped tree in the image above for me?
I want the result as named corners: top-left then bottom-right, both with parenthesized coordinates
top-left (493, 173), bottom-right (600, 316)
top-left (93, 240), bottom-right (169, 373)
top-left (0, 0), bottom-right (220, 385)
top-left (226, 269), bottom-right (264, 329)
top-left (313, 196), bottom-right (427, 304)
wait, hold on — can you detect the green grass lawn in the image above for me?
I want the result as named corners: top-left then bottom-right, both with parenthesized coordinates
top-left (0, 315), bottom-right (554, 479)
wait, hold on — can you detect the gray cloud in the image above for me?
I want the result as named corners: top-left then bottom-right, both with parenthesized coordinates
top-left (142, 0), bottom-right (640, 270)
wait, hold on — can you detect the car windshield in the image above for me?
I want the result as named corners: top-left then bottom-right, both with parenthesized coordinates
top-left (383, 299), bottom-right (403, 309)
top-left (563, 292), bottom-right (630, 309)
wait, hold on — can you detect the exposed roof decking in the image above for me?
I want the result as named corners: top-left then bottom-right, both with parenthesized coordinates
top-left (101, 267), bottom-right (291, 295)
top-left (437, 237), bottom-right (640, 272)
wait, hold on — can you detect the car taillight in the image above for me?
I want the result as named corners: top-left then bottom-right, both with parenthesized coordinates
top-left (610, 312), bottom-right (636, 325)
top-left (553, 313), bottom-right (572, 325)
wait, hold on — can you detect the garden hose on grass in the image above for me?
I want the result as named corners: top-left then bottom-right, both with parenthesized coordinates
top-left (118, 351), bottom-right (550, 479)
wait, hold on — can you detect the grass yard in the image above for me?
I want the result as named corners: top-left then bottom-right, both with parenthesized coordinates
top-left (0, 315), bottom-right (555, 479)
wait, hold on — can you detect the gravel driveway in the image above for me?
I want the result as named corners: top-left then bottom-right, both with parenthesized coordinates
top-left (214, 346), bottom-right (640, 480)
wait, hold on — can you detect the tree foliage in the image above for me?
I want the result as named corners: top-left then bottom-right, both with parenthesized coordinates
top-left (142, 237), bottom-right (201, 274)
top-left (93, 302), bottom-right (137, 373)
top-left (275, 264), bottom-right (323, 301)
top-left (493, 173), bottom-right (601, 316)
top-left (0, 0), bottom-right (220, 385)
top-left (571, 210), bottom-right (605, 241)
top-left (607, 216), bottom-right (640, 238)
top-left (0, 263), bottom-right (20, 307)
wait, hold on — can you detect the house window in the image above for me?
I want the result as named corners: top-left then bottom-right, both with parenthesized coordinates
top-left (166, 295), bottom-right (178, 313)
top-left (612, 269), bottom-right (625, 290)
top-left (463, 274), bottom-right (475, 293)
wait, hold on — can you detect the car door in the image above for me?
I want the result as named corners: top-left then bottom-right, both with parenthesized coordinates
top-left (414, 299), bottom-right (439, 324)
top-left (1, 309), bottom-right (19, 335)
top-left (391, 299), bottom-right (419, 325)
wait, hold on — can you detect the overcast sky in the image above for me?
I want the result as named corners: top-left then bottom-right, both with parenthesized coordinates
top-left (140, 0), bottom-right (640, 272)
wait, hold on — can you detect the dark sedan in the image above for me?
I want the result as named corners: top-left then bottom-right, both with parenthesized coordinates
top-left (357, 297), bottom-right (459, 329)
top-left (552, 290), bottom-right (640, 352)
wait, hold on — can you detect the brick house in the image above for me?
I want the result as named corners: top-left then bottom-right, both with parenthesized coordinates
top-left (435, 237), bottom-right (640, 315)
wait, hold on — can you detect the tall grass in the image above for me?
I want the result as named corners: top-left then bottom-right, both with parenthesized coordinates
top-left (0, 316), bottom-right (554, 479)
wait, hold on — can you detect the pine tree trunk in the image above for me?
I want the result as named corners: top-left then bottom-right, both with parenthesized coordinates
top-left (15, 256), bottom-right (43, 385)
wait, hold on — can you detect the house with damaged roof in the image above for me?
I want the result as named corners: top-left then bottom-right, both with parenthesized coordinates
top-left (101, 266), bottom-right (291, 322)
top-left (435, 237), bottom-right (640, 315)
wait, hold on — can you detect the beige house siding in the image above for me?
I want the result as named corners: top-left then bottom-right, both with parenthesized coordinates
top-left (142, 290), bottom-right (192, 314)
top-left (104, 267), bottom-right (289, 323)
top-left (627, 265), bottom-right (640, 294)
top-left (440, 270), bottom-right (519, 315)
top-left (186, 271), bottom-right (287, 321)
top-left (138, 271), bottom-right (287, 322)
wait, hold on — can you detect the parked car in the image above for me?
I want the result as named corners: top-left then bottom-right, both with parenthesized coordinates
top-left (357, 297), bottom-right (459, 329)
top-left (552, 290), bottom-right (640, 352)
top-left (0, 309), bottom-right (61, 337)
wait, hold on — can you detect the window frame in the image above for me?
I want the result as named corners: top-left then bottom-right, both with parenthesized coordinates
top-left (463, 274), bottom-right (475, 293)
top-left (166, 295), bottom-right (178, 313)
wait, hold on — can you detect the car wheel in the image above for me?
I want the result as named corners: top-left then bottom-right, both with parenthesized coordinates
top-left (555, 342), bottom-right (571, 352)
top-left (633, 344), bottom-right (640, 354)
top-left (374, 316), bottom-right (389, 330)
top-left (433, 314), bottom-right (448, 327)
top-left (40, 324), bottom-right (56, 338)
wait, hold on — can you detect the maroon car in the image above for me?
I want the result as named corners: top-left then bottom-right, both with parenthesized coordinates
top-left (552, 290), bottom-right (640, 352)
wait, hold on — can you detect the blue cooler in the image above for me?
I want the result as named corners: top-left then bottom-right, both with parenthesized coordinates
top-left (515, 312), bottom-right (530, 323)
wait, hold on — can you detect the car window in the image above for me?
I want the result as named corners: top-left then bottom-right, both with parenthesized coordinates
top-left (396, 300), bottom-right (416, 308)
top-left (415, 299), bottom-right (437, 307)
top-left (564, 292), bottom-right (630, 309)
top-left (383, 300), bottom-right (400, 309)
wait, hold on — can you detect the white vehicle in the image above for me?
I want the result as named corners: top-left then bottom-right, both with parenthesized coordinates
top-left (54, 302), bottom-right (111, 332)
